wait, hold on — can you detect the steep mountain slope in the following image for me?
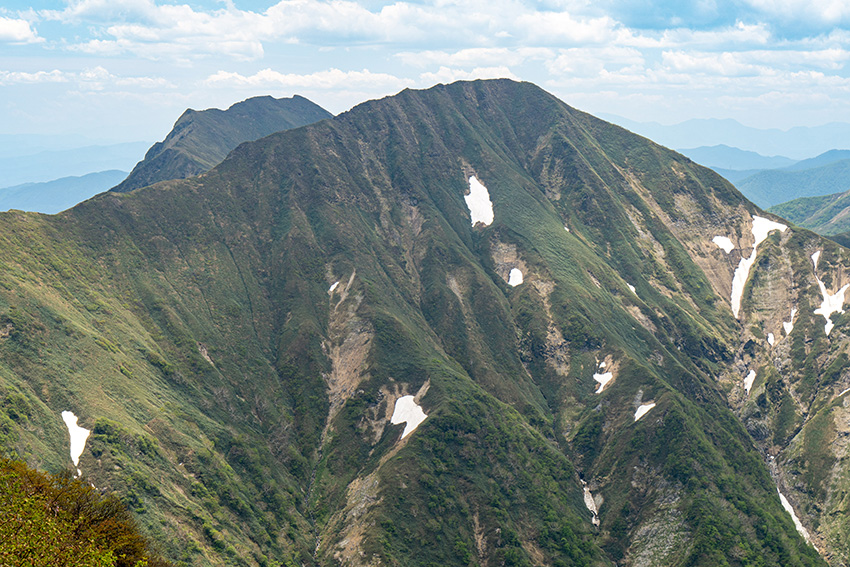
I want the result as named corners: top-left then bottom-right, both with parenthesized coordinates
top-left (0, 170), bottom-right (127, 214)
top-left (111, 95), bottom-right (332, 193)
top-left (0, 80), bottom-right (842, 566)
top-left (736, 158), bottom-right (850, 208)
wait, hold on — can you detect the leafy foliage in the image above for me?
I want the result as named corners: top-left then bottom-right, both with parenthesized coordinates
top-left (0, 458), bottom-right (170, 566)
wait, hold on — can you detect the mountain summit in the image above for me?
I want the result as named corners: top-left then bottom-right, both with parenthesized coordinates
top-left (0, 79), bottom-right (845, 566)
top-left (111, 94), bottom-right (332, 193)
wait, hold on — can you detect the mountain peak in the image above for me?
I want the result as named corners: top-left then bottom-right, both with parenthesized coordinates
top-left (111, 94), bottom-right (332, 193)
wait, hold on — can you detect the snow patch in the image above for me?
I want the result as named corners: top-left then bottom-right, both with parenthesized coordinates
top-left (744, 370), bottom-right (757, 394)
top-left (730, 216), bottom-right (787, 319)
top-left (634, 403), bottom-right (656, 422)
top-left (508, 268), bottom-right (524, 287)
top-left (813, 268), bottom-right (849, 336)
top-left (627, 283), bottom-right (637, 295)
top-left (839, 387), bottom-right (850, 397)
top-left (61, 410), bottom-right (90, 476)
top-left (581, 480), bottom-right (600, 527)
top-left (712, 236), bottom-right (734, 254)
top-left (593, 372), bottom-right (613, 394)
top-left (778, 490), bottom-right (813, 545)
top-left (564, 226), bottom-right (570, 232)
top-left (812, 251), bottom-right (821, 270)
top-left (767, 333), bottom-right (775, 346)
top-left (783, 308), bottom-right (797, 335)
top-left (390, 395), bottom-right (427, 439)
top-left (464, 176), bottom-right (494, 226)
top-left (328, 281), bottom-right (339, 294)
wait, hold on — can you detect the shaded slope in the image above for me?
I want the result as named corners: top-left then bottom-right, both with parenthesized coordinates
top-left (0, 80), bottom-right (834, 567)
top-left (112, 95), bottom-right (332, 193)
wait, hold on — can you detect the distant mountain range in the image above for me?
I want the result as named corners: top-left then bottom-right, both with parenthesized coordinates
top-left (0, 170), bottom-right (128, 214)
top-left (0, 142), bottom-right (149, 187)
top-left (601, 115), bottom-right (850, 160)
top-left (678, 145), bottom-right (796, 171)
top-left (112, 94), bottom-right (332, 193)
top-left (738, 158), bottom-right (850, 208)
top-left (673, 145), bottom-right (850, 209)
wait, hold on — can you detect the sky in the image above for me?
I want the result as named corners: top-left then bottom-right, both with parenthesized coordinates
top-left (4, 0), bottom-right (850, 143)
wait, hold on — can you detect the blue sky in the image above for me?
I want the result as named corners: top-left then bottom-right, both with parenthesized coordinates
top-left (3, 0), bottom-right (850, 143)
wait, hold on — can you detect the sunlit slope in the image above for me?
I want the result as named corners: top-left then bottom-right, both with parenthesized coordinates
top-left (0, 79), bottom-right (832, 566)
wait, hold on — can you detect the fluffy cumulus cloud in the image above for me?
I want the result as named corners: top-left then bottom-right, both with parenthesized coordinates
top-left (0, 16), bottom-right (42, 44)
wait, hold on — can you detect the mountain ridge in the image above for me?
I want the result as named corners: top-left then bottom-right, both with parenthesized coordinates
top-left (111, 94), bottom-right (332, 193)
top-left (0, 79), bottom-right (843, 566)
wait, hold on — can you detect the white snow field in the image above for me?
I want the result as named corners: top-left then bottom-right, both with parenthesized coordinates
top-left (730, 216), bottom-right (787, 319)
top-left (744, 370), bottom-right (757, 394)
top-left (508, 268), bottom-right (524, 286)
top-left (328, 281), bottom-right (339, 293)
top-left (390, 395), bottom-right (427, 439)
top-left (61, 410), bottom-right (91, 476)
top-left (634, 403), bottom-right (656, 421)
top-left (778, 490), bottom-right (813, 545)
top-left (581, 480), bottom-right (601, 526)
top-left (464, 176), bottom-right (494, 226)
top-left (712, 236), bottom-right (734, 254)
top-left (811, 251), bottom-right (849, 336)
top-left (767, 333), bottom-right (775, 346)
top-left (783, 308), bottom-right (797, 335)
top-left (593, 371), bottom-right (614, 394)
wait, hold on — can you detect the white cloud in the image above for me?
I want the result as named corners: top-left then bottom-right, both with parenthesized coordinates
top-left (0, 69), bottom-right (68, 84)
top-left (743, 0), bottom-right (850, 25)
top-left (419, 66), bottom-right (519, 84)
top-left (397, 47), bottom-right (554, 68)
top-left (0, 66), bottom-right (172, 90)
top-left (205, 68), bottom-right (409, 90)
top-left (0, 16), bottom-right (43, 44)
top-left (546, 46), bottom-right (645, 75)
top-left (662, 50), bottom-right (763, 76)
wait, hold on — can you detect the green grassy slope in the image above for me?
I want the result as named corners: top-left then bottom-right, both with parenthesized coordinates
top-left (0, 80), bottom-right (830, 567)
top-left (769, 190), bottom-right (850, 235)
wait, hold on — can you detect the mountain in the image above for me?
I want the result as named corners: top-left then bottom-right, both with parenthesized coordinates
top-left (0, 142), bottom-right (149, 187)
top-left (601, 115), bottom-right (850, 160)
top-left (112, 95), bottom-right (333, 193)
top-left (769, 190), bottom-right (850, 235)
top-left (736, 157), bottom-right (850, 208)
top-left (710, 167), bottom-right (766, 183)
top-left (0, 170), bottom-right (128, 214)
top-left (0, 79), bottom-right (845, 566)
top-left (677, 144), bottom-right (796, 171)
top-left (783, 149), bottom-right (850, 171)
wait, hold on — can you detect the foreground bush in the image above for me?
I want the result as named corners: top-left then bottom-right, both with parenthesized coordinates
top-left (0, 458), bottom-right (170, 567)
